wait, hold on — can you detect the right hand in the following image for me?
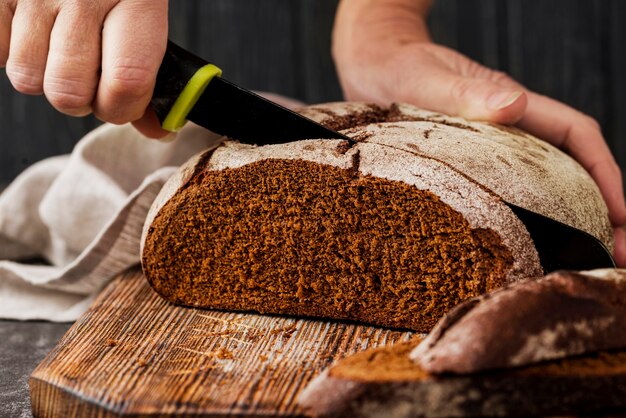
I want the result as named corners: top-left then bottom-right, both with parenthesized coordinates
top-left (0, 0), bottom-right (169, 138)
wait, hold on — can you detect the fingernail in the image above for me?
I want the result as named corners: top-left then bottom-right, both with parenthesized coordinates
top-left (157, 132), bottom-right (177, 143)
top-left (487, 91), bottom-right (523, 110)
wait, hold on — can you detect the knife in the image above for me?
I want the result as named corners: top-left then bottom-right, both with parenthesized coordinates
top-left (150, 41), bottom-right (615, 273)
top-left (508, 204), bottom-right (614, 272)
top-left (150, 41), bottom-right (351, 144)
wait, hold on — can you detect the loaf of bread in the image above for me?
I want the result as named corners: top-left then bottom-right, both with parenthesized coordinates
top-left (140, 102), bottom-right (612, 331)
top-left (299, 268), bottom-right (626, 417)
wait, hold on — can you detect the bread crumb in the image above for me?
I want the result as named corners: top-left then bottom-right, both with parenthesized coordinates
top-left (216, 347), bottom-right (234, 360)
top-left (105, 339), bottom-right (119, 347)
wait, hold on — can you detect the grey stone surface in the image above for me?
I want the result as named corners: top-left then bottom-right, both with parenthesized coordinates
top-left (0, 320), bottom-right (71, 418)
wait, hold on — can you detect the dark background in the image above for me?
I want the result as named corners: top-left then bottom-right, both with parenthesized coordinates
top-left (1, 0), bottom-right (625, 187)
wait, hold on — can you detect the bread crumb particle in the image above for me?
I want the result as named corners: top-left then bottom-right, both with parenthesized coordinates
top-left (105, 339), bottom-right (119, 347)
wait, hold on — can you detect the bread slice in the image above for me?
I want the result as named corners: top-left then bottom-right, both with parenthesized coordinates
top-left (412, 269), bottom-right (626, 373)
top-left (298, 338), bottom-right (626, 417)
top-left (299, 268), bottom-right (626, 417)
top-left (140, 102), bottom-right (611, 331)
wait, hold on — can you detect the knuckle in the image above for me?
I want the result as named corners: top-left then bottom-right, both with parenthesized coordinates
top-left (44, 76), bottom-right (95, 115)
top-left (6, 62), bottom-right (44, 94)
top-left (106, 60), bottom-right (155, 100)
top-left (95, 59), bottom-right (156, 123)
top-left (608, 158), bottom-right (621, 174)
top-left (490, 70), bottom-right (512, 84)
top-left (62, 0), bottom-right (98, 16)
top-left (46, 90), bottom-right (93, 115)
top-left (583, 115), bottom-right (601, 131)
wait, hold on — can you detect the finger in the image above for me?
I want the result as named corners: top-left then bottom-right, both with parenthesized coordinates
top-left (43, 3), bottom-right (103, 116)
top-left (6, 0), bottom-right (56, 94)
top-left (586, 160), bottom-right (625, 226)
top-left (401, 67), bottom-right (528, 125)
top-left (0, 3), bottom-right (13, 67)
top-left (93, 0), bottom-right (168, 124)
top-left (614, 227), bottom-right (626, 268)
top-left (397, 46), bottom-right (528, 124)
top-left (448, 76), bottom-right (527, 125)
top-left (517, 92), bottom-right (626, 228)
top-left (131, 107), bottom-right (170, 139)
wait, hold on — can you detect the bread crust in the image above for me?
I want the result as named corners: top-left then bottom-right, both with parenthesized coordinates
top-left (301, 268), bottom-right (626, 417)
top-left (299, 344), bottom-right (626, 418)
top-left (301, 102), bottom-right (613, 251)
top-left (412, 268), bottom-right (626, 373)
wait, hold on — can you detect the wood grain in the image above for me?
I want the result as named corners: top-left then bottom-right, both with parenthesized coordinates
top-left (29, 267), bottom-right (413, 417)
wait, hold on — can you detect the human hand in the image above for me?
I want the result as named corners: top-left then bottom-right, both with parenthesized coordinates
top-left (334, 0), bottom-right (626, 266)
top-left (0, 0), bottom-right (169, 138)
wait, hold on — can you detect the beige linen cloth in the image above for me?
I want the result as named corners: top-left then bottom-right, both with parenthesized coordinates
top-left (0, 122), bottom-right (227, 321)
top-left (0, 94), bottom-right (303, 322)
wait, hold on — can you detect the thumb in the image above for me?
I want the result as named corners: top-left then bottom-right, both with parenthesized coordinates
top-left (409, 72), bottom-right (528, 125)
top-left (132, 107), bottom-right (171, 139)
top-left (449, 77), bottom-right (527, 125)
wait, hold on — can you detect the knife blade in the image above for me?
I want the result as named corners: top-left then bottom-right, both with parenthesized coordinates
top-left (151, 41), bottom-right (351, 144)
top-left (508, 203), bottom-right (614, 272)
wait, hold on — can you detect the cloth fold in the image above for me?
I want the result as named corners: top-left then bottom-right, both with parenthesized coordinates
top-left (0, 123), bottom-right (222, 321)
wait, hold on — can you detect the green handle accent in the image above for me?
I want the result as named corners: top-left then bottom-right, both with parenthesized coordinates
top-left (151, 41), bottom-right (223, 132)
top-left (161, 64), bottom-right (222, 131)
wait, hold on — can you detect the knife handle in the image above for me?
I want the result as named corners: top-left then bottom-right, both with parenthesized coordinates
top-left (151, 41), bottom-right (222, 132)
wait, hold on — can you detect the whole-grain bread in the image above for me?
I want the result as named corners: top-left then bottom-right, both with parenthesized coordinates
top-left (299, 268), bottom-right (626, 417)
top-left (411, 268), bottom-right (626, 373)
top-left (140, 102), bottom-right (611, 331)
top-left (299, 338), bottom-right (626, 418)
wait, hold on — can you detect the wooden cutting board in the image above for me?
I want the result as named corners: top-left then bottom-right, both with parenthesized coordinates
top-left (29, 267), bottom-right (413, 417)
